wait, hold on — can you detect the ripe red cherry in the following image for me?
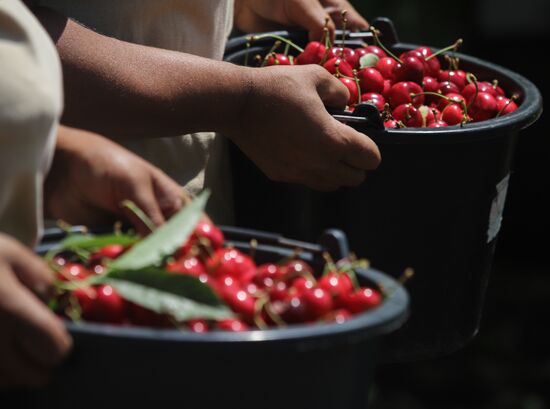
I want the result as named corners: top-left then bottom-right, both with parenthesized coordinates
top-left (361, 92), bottom-right (385, 111)
top-left (428, 120), bottom-right (449, 128)
top-left (295, 41), bottom-right (326, 65)
top-left (266, 53), bottom-right (292, 66)
top-left (362, 45), bottom-right (387, 59)
top-left (127, 302), bottom-right (172, 327)
top-left (318, 272), bottom-right (353, 298)
top-left (188, 319), bottom-right (209, 333)
top-left (394, 55), bottom-right (425, 84)
top-left (57, 263), bottom-right (90, 281)
top-left (384, 119), bottom-right (399, 128)
top-left (382, 79), bottom-right (392, 99)
top-left (437, 92), bottom-right (465, 111)
top-left (301, 287), bottom-right (333, 320)
top-left (291, 276), bottom-right (315, 293)
top-left (206, 248), bottom-right (256, 281)
top-left (438, 70), bottom-right (467, 90)
top-left (496, 98), bottom-right (518, 116)
top-left (461, 81), bottom-right (497, 102)
top-left (330, 47), bottom-right (359, 68)
top-left (468, 92), bottom-right (498, 122)
top-left (283, 259), bottom-right (314, 277)
top-left (323, 57), bottom-right (354, 77)
top-left (422, 76), bottom-right (440, 104)
top-left (324, 308), bottom-right (352, 324)
top-left (339, 77), bottom-right (360, 106)
top-left (268, 280), bottom-right (290, 302)
top-left (415, 46), bottom-right (441, 77)
top-left (90, 244), bottom-right (126, 264)
top-left (387, 82), bottom-right (424, 108)
top-left (74, 285), bottom-right (126, 324)
top-left (342, 287), bottom-right (382, 314)
top-left (375, 57), bottom-right (398, 81)
top-left (166, 255), bottom-right (206, 277)
top-left (441, 103), bottom-right (465, 125)
top-left (392, 104), bottom-right (423, 128)
top-left (217, 318), bottom-right (249, 332)
top-left (181, 221), bottom-right (224, 255)
top-left (280, 295), bottom-right (309, 323)
top-left (253, 263), bottom-right (284, 288)
top-left (439, 81), bottom-right (460, 95)
top-left (219, 287), bottom-right (256, 323)
top-left (357, 68), bottom-right (385, 93)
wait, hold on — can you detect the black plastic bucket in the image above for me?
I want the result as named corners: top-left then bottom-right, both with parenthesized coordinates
top-left (1, 227), bottom-right (408, 409)
top-left (224, 18), bottom-right (543, 361)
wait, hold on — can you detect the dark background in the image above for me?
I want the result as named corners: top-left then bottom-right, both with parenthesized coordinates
top-left (349, 1), bottom-right (549, 408)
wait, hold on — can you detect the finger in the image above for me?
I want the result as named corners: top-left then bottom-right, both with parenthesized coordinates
top-left (119, 177), bottom-right (166, 235)
top-left (325, 3), bottom-right (369, 31)
top-left (315, 70), bottom-right (349, 109)
top-left (343, 7), bottom-right (369, 31)
top-left (1, 237), bottom-right (55, 301)
top-left (335, 121), bottom-right (381, 170)
top-left (289, 1), bottom-right (335, 42)
top-left (1, 273), bottom-right (72, 369)
top-left (150, 168), bottom-right (184, 220)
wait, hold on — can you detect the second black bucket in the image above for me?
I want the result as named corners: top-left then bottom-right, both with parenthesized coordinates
top-left (225, 18), bottom-right (543, 361)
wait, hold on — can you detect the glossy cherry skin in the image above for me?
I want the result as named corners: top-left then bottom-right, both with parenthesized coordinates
top-left (318, 272), bottom-right (353, 298)
top-left (74, 285), bottom-right (126, 324)
top-left (461, 81), bottom-right (497, 102)
top-left (428, 120), bottom-right (449, 128)
top-left (266, 53), bottom-right (292, 66)
top-left (437, 92), bottom-right (466, 111)
top-left (341, 287), bottom-right (382, 314)
top-left (323, 57), bottom-right (354, 77)
top-left (166, 255), bottom-right (206, 277)
top-left (357, 67), bottom-right (385, 93)
top-left (496, 98), bottom-right (518, 116)
top-left (283, 259), bottom-right (314, 278)
top-left (296, 41), bottom-right (326, 65)
top-left (90, 244), bottom-right (126, 264)
top-left (339, 77), bottom-right (360, 107)
top-left (291, 276), bottom-right (315, 294)
top-left (126, 302), bottom-right (172, 327)
top-left (330, 47), bottom-right (359, 68)
top-left (217, 318), bottom-right (249, 332)
top-left (301, 287), bottom-right (333, 320)
top-left (181, 221), bottom-right (224, 255)
top-left (57, 263), bottom-right (90, 281)
top-left (384, 119), bottom-right (399, 128)
top-left (376, 57), bottom-right (398, 81)
top-left (206, 248), bottom-right (256, 282)
top-left (439, 81), bottom-right (460, 95)
top-left (387, 82), bottom-right (424, 108)
top-left (392, 104), bottom-right (423, 128)
top-left (219, 287), bottom-right (256, 324)
top-left (361, 92), bottom-right (385, 111)
top-left (468, 92), bottom-right (498, 122)
top-left (415, 46), bottom-right (441, 77)
top-left (362, 45), bottom-right (387, 59)
top-left (188, 319), bottom-right (209, 333)
top-left (269, 280), bottom-right (290, 302)
top-left (422, 76), bottom-right (440, 104)
top-left (441, 103), bottom-right (465, 125)
top-left (324, 308), bottom-right (352, 324)
top-left (280, 295), bottom-right (310, 323)
top-left (438, 70), bottom-right (467, 90)
top-left (253, 263), bottom-right (284, 288)
top-left (394, 55), bottom-right (424, 85)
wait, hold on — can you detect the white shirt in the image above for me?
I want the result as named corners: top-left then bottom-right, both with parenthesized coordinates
top-left (0, 0), bottom-right (63, 245)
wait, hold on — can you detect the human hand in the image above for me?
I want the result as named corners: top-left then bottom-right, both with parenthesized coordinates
top-left (234, 0), bottom-right (369, 41)
top-left (0, 234), bottom-right (72, 389)
top-left (44, 126), bottom-right (190, 235)
top-left (229, 65), bottom-right (381, 191)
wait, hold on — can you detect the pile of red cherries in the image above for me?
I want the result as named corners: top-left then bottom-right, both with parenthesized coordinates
top-left (53, 221), bottom-right (382, 332)
top-left (252, 26), bottom-right (518, 128)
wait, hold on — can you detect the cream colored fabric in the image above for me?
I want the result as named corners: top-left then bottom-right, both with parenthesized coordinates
top-left (33, 0), bottom-right (235, 224)
top-left (0, 0), bottom-right (63, 246)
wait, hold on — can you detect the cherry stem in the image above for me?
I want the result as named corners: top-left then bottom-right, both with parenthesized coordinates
top-left (283, 42), bottom-right (290, 56)
top-left (425, 38), bottom-right (463, 61)
top-left (264, 301), bottom-right (287, 327)
top-left (320, 26), bottom-right (332, 66)
top-left (276, 247), bottom-right (303, 266)
top-left (252, 34), bottom-right (304, 53)
top-left (340, 10), bottom-right (348, 50)
top-left (411, 91), bottom-right (470, 118)
top-left (322, 252), bottom-right (338, 275)
top-left (249, 239), bottom-right (258, 260)
top-left (466, 73), bottom-right (479, 110)
top-left (120, 199), bottom-right (157, 234)
top-left (253, 297), bottom-right (269, 329)
top-left (353, 69), bottom-right (362, 105)
top-left (244, 39), bottom-right (251, 67)
top-left (370, 26), bottom-right (402, 64)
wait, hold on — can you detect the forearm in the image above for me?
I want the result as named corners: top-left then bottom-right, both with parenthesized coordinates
top-left (32, 7), bottom-right (251, 140)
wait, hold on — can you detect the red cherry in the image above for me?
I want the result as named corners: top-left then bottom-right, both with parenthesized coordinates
top-left (330, 47), bottom-right (359, 68)
top-left (375, 57), bottom-right (398, 81)
top-left (415, 46), bottom-right (441, 77)
top-left (323, 58), bottom-right (354, 77)
top-left (269, 280), bottom-right (290, 302)
top-left (74, 285), bottom-right (125, 324)
top-left (180, 221), bottom-right (224, 256)
top-left (301, 287), bottom-right (333, 320)
top-left (219, 287), bottom-right (256, 323)
top-left (253, 263), bottom-right (284, 288)
top-left (496, 98), bottom-right (518, 116)
top-left (188, 319), bottom-right (209, 333)
top-left (439, 81), bottom-right (460, 95)
top-left (387, 82), bottom-right (424, 108)
top-left (342, 287), bottom-right (382, 314)
top-left (318, 272), bottom-right (353, 299)
top-left (291, 276), bottom-right (315, 293)
top-left (441, 104), bottom-right (465, 125)
top-left (384, 119), bottom-right (399, 128)
top-left (428, 120), bottom-right (449, 128)
top-left (206, 248), bottom-right (256, 281)
top-left (324, 308), bottom-right (352, 324)
top-left (422, 76), bottom-right (440, 104)
top-left (468, 92), bottom-right (498, 122)
top-left (127, 302), bottom-right (172, 327)
top-left (295, 41), bottom-right (326, 65)
top-left (382, 79), bottom-right (392, 99)
top-left (392, 104), bottom-right (423, 128)
top-left (280, 295), bottom-right (309, 323)
top-left (339, 77), bottom-right (360, 107)
top-left (394, 55), bottom-right (425, 84)
top-left (362, 45), bottom-right (387, 59)
top-left (90, 244), bottom-right (126, 264)
top-left (361, 92), bottom-right (385, 111)
top-left (357, 68), bottom-right (385, 93)
top-left (438, 70), bottom-right (466, 90)
top-left (437, 92), bottom-right (466, 111)
top-left (461, 81), bottom-right (497, 102)
top-left (266, 53), bottom-right (292, 66)
top-left (217, 318), bottom-right (249, 332)
top-left (57, 263), bottom-right (90, 281)
top-left (166, 255), bottom-right (206, 277)
top-left (283, 259), bottom-right (314, 277)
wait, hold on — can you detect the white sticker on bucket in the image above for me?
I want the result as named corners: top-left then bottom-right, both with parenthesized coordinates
top-left (487, 173), bottom-right (510, 243)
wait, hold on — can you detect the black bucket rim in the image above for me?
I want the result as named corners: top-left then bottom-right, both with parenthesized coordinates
top-left (224, 25), bottom-right (543, 145)
top-left (41, 226), bottom-right (409, 346)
